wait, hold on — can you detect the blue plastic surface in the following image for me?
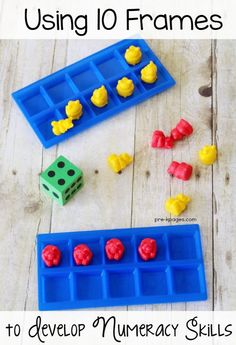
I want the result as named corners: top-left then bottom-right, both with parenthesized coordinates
top-left (37, 224), bottom-right (207, 310)
top-left (12, 39), bottom-right (175, 148)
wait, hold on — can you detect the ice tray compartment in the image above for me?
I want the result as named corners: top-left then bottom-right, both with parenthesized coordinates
top-left (73, 270), bottom-right (104, 301)
top-left (139, 266), bottom-right (170, 296)
top-left (19, 86), bottom-right (50, 117)
top-left (94, 51), bottom-right (128, 80)
top-left (42, 273), bottom-right (72, 303)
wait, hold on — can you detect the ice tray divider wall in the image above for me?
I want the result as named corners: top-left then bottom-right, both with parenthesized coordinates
top-left (198, 264), bottom-right (207, 294)
top-left (102, 270), bottom-right (109, 299)
top-left (40, 267), bottom-right (74, 275)
top-left (134, 268), bottom-right (141, 297)
top-left (163, 233), bottom-right (170, 260)
top-left (54, 109), bottom-right (67, 120)
top-left (68, 245), bottom-right (77, 301)
top-left (166, 266), bottom-right (174, 295)
top-left (136, 260), bottom-right (171, 268)
top-left (25, 108), bottom-right (55, 125)
top-left (194, 229), bottom-right (205, 260)
top-left (70, 272), bottom-right (77, 302)
top-left (40, 85), bottom-right (55, 107)
top-left (131, 72), bottom-right (146, 93)
top-left (164, 232), bottom-right (174, 295)
top-left (168, 259), bottom-right (203, 266)
top-left (76, 93), bottom-right (98, 119)
top-left (103, 82), bottom-right (122, 106)
top-left (133, 235), bottom-right (140, 264)
top-left (89, 61), bottom-right (106, 83)
top-left (68, 238), bottom-right (74, 267)
top-left (100, 236), bottom-right (106, 265)
top-left (64, 73), bottom-right (81, 94)
top-left (113, 49), bottom-right (130, 71)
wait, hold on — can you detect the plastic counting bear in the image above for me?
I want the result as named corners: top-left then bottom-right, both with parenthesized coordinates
top-left (37, 224), bottom-right (207, 310)
top-left (12, 39), bottom-right (175, 148)
top-left (40, 156), bottom-right (83, 205)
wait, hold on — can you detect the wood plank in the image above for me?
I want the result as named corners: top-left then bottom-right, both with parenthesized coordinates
top-left (24, 40), bottom-right (70, 310)
top-left (0, 40), bottom-right (56, 309)
top-left (213, 40), bottom-right (236, 310)
top-left (129, 40), bottom-right (213, 311)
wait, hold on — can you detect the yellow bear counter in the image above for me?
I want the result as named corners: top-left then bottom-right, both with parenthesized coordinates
top-left (91, 85), bottom-right (108, 108)
top-left (141, 61), bottom-right (158, 84)
top-left (165, 194), bottom-right (191, 216)
top-left (108, 153), bottom-right (133, 174)
top-left (125, 45), bottom-right (142, 65)
top-left (65, 100), bottom-right (83, 120)
top-left (199, 145), bottom-right (217, 165)
top-left (116, 77), bottom-right (135, 98)
top-left (51, 118), bottom-right (74, 136)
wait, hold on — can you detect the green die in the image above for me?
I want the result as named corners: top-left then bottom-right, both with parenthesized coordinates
top-left (40, 156), bottom-right (83, 205)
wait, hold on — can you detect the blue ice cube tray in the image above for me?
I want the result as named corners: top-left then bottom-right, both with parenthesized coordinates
top-left (37, 224), bottom-right (207, 310)
top-left (12, 39), bottom-right (175, 148)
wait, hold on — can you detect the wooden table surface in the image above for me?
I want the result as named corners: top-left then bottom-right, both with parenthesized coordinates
top-left (0, 40), bottom-right (235, 311)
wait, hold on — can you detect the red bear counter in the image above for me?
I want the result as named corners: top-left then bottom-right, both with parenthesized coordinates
top-left (167, 161), bottom-right (193, 181)
top-left (73, 244), bottom-right (93, 266)
top-left (138, 238), bottom-right (158, 261)
top-left (42, 245), bottom-right (61, 267)
top-left (105, 238), bottom-right (125, 261)
top-left (151, 130), bottom-right (174, 149)
top-left (171, 119), bottom-right (193, 141)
